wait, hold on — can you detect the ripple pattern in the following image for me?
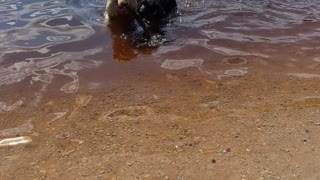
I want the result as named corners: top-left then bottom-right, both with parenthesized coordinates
top-left (1, 0), bottom-right (320, 95)
top-left (0, 0), bottom-right (106, 95)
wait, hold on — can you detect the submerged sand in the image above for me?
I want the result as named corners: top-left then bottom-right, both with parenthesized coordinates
top-left (1, 56), bottom-right (320, 179)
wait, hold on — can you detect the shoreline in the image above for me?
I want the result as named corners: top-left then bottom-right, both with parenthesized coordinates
top-left (1, 57), bottom-right (320, 179)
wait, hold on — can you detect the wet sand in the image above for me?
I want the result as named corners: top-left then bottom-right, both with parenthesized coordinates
top-left (2, 55), bottom-right (320, 179)
top-left (1, 0), bottom-right (320, 179)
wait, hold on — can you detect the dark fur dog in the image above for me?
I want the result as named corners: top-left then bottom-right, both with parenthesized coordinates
top-left (105, 0), bottom-right (177, 61)
top-left (105, 0), bottom-right (177, 31)
top-left (138, 0), bottom-right (177, 21)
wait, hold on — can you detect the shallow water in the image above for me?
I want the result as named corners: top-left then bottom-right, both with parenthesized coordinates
top-left (0, 0), bottom-right (316, 132)
top-left (1, 0), bottom-right (320, 87)
top-left (0, 0), bottom-right (320, 116)
top-left (1, 0), bottom-right (320, 127)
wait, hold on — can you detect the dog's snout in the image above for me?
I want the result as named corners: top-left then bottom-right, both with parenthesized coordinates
top-left (117, 0), bottom-right (128, 8)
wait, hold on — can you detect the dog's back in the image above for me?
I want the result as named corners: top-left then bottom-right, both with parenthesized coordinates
top-left (138, 0), bottom-right (177, 22)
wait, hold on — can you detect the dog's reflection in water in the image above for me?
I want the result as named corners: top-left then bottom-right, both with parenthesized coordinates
top-left (107, 16), bottom-right (160, 61)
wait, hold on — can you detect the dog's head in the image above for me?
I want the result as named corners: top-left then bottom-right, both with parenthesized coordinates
top-left (114, 0), bottom-right (138, 9)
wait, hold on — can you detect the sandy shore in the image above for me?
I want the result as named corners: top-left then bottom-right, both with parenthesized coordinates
top-left (1, 56), bottom-right (320, 179)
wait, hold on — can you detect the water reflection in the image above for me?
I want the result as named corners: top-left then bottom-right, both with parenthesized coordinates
top-left (106, 16), bottom-right (157, 61)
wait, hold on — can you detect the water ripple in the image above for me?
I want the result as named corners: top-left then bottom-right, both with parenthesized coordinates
top-left (1, 0), bottom-right (320, 95)
top-left (176, 0), bottom-right (320, 46)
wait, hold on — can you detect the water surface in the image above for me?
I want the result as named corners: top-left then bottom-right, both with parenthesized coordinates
top-left (1, 0), bottom-right (320, 89)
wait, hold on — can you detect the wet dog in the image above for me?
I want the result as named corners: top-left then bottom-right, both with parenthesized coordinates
top-left (104, 0), bottom-right (177, 61)
top-left (104, 0), bottom-right (138, 22)
top-left (104, 0), bottom-right (177, 32)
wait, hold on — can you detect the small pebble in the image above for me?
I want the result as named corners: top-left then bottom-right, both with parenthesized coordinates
top-left (305, 130), bottom-right (310, 133)
top-left (223, 148), bottom-right (231, 153)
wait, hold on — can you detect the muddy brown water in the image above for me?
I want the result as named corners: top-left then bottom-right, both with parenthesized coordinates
top-left (1, 0), bottom-right (320, 179)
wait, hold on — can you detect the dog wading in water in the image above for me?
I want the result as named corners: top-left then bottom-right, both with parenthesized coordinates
top-left (104, 0), bottom-right (177, 32)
